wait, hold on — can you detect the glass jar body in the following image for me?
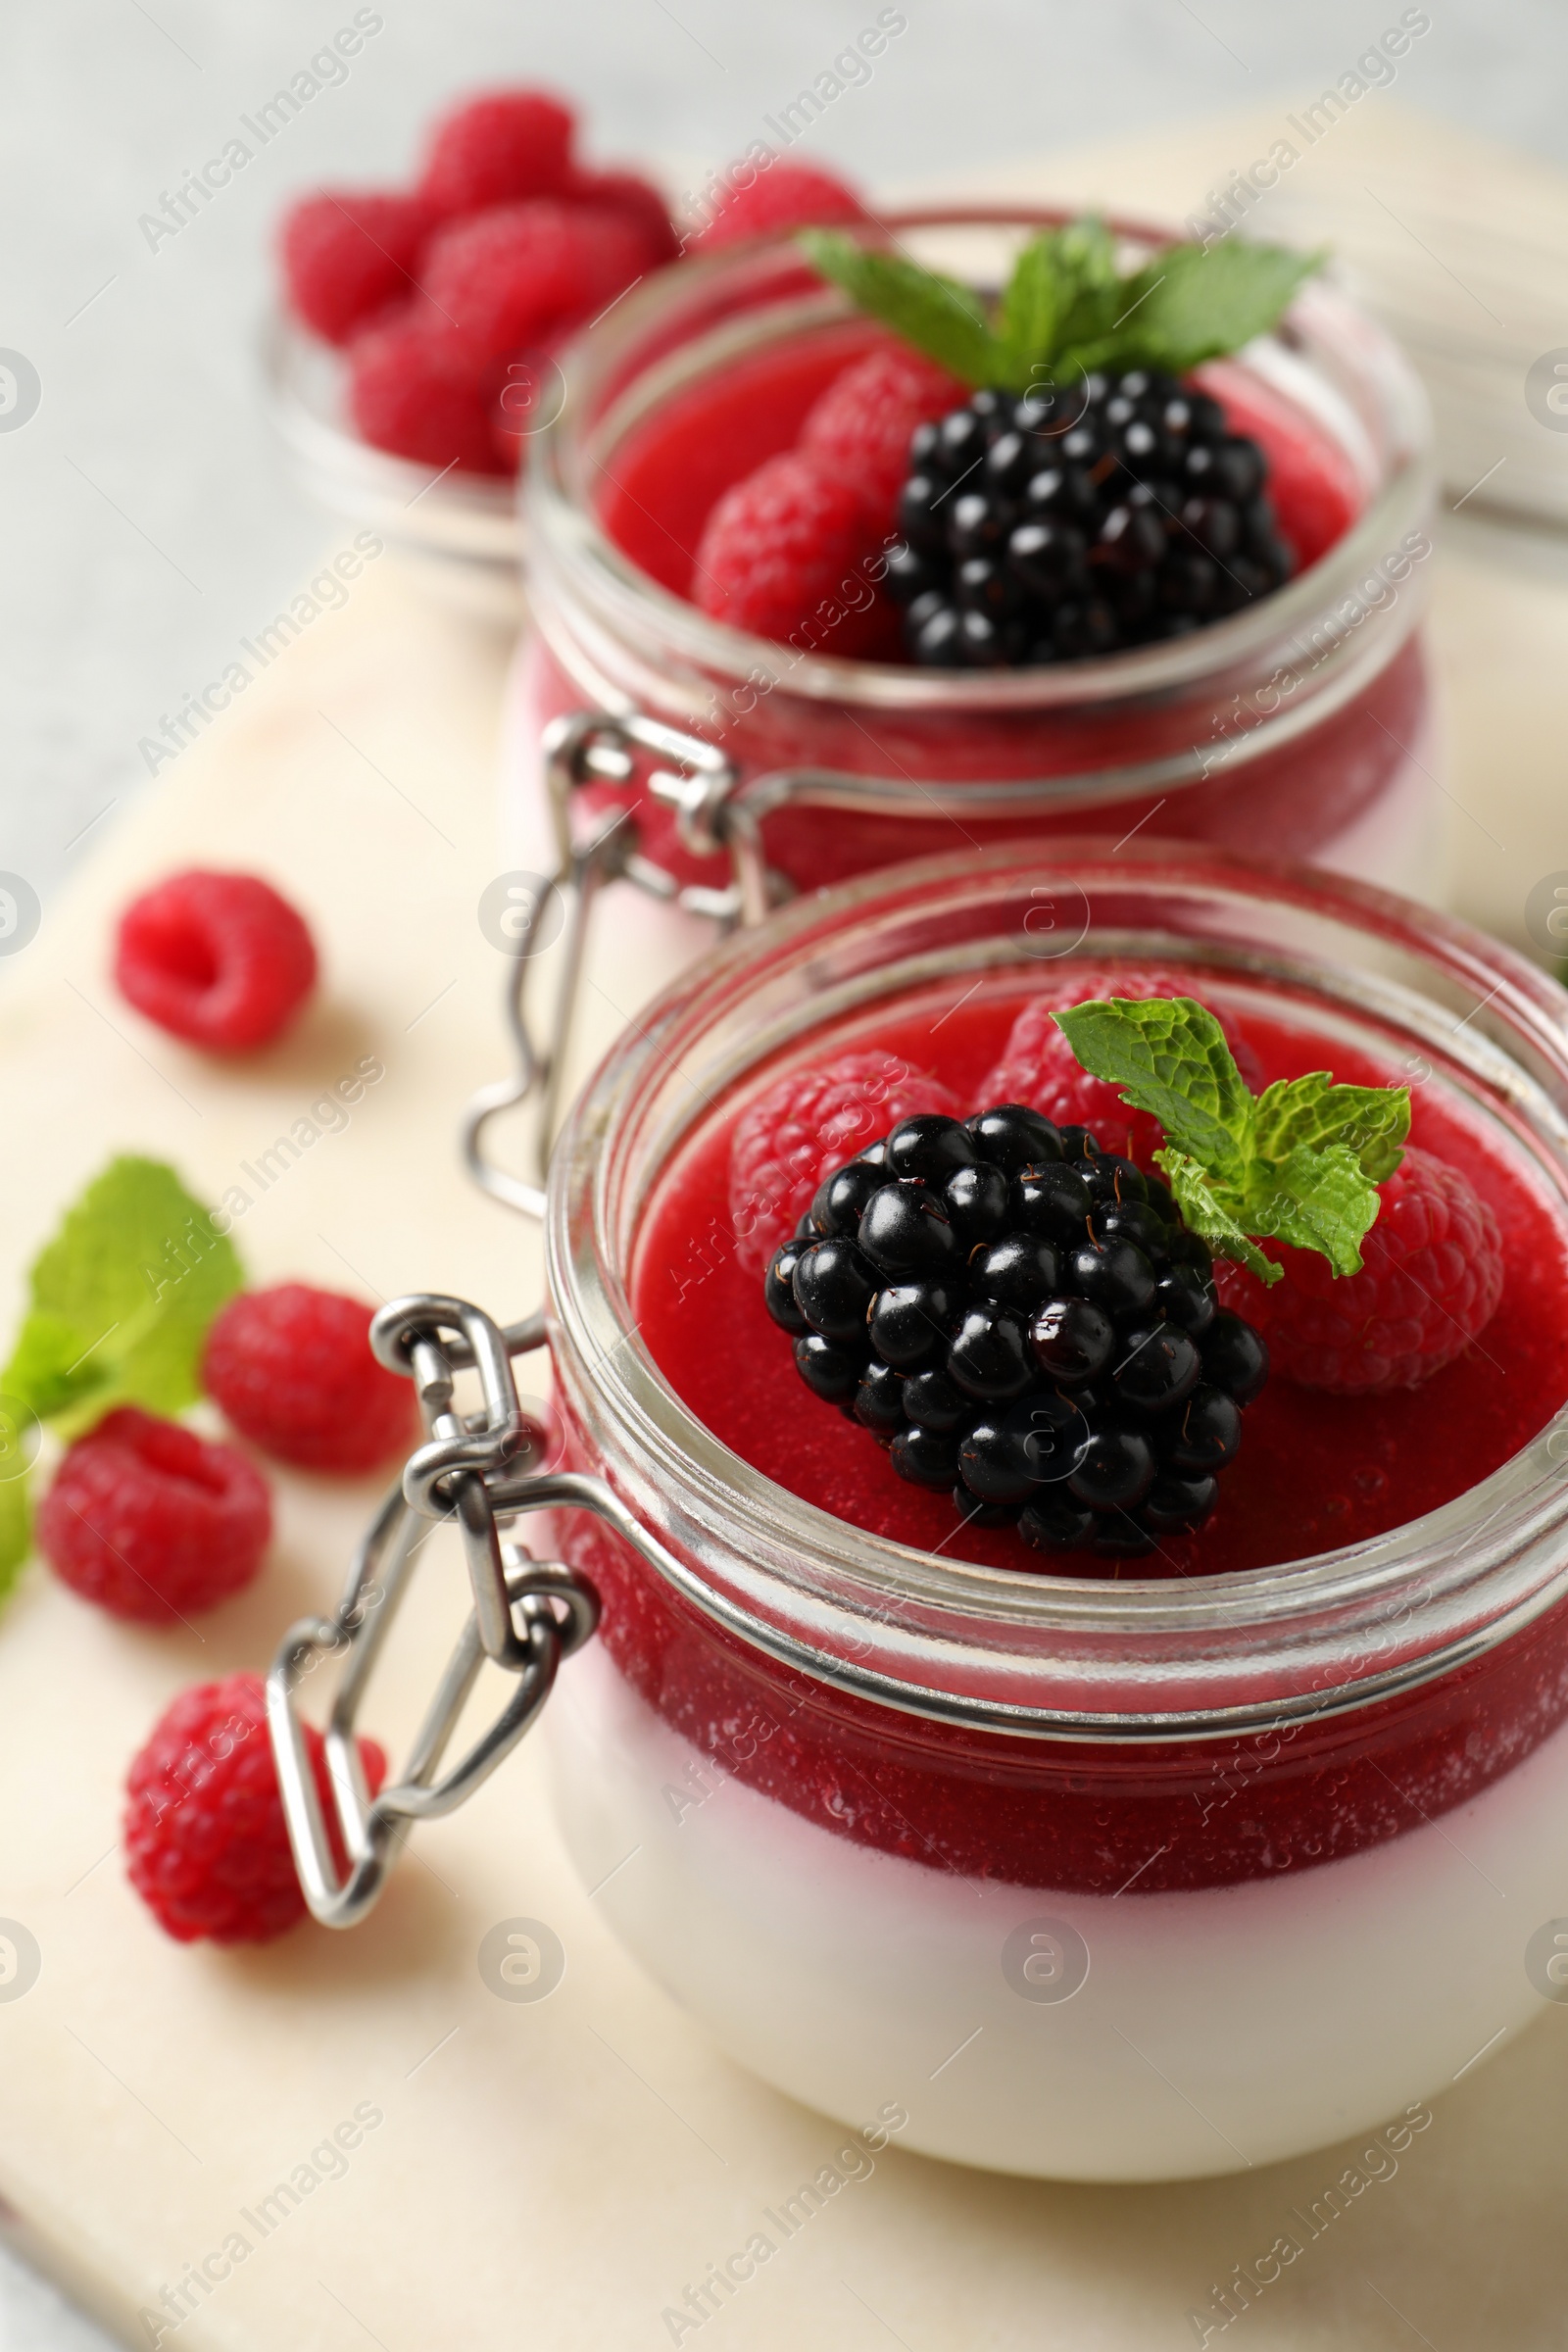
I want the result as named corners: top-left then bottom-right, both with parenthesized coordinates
top-left (539, 844), bottom-right (1568, 2179)
top-left (515, 616), bottom-right (1438, 902)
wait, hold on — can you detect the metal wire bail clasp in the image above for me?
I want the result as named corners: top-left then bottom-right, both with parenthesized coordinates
top-left (266, 1295), bottom-right (600, 1929)
top-left (461, 708), bottom-right (746, 1219)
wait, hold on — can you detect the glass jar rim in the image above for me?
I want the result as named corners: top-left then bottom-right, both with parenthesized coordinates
top-left (529, 202), bottom-right (1435, 719)
top-left (546, 841), bottom-right (1568, 1740)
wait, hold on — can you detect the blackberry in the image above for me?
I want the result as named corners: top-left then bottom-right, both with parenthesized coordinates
top-left (766, 1102), bottom-right (1269, 1560)
top-left (886, 373), bottom-right (1293, 668)
top-left (858, 1179), bottom-right (957, 1273)
top-left (855, 1359), bottom-right (906, 1435)
top-left (808, 1157), bottom-right (888, 1238)
top-left (763, 1235), bottom-right (811, 1334)
top-left (794, 1332), bottom-right (864, 1405)
top-left (1014, 1159), bottom-right (1095, 1242)
top-left (945, 1159), bottom-right (1011, 1245)
top-left (869, 1277), bottom-right (959, 1369)
top-left (1200, 1308), bottom-right (1270, 1405)
top-left (791, 1235), bottom-right (877, 1341)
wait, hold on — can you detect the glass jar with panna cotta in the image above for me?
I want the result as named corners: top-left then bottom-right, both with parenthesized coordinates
top-left (527, 840), bottom-right (1568, 2181)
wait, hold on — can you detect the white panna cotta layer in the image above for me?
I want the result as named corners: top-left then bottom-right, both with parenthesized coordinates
top-left (546, 1640), bottom-right (1564, 2180)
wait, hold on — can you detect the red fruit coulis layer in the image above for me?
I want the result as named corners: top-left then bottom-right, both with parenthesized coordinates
top-left (600, 319), bottom-right (890, 592)
top-left (599, 332), bottom-right (1358, 593)
top-left (550, 974), bottom-right (1568, 1896)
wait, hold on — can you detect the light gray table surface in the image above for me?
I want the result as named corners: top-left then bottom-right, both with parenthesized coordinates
top-left (4, 2), bottom-right (1567, 2343)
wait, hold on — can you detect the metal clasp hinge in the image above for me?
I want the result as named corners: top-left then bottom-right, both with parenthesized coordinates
top-left (266, 1295), bottom-right (600, 1929)
top-left (460, 708), bottom-right (772, 1219)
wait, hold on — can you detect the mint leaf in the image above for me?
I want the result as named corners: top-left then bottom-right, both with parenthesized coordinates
top-left (3, 1313), bottom-right (104, 1423)
top-left (1158, 1150), bottom-right (1281, 1285)
top-left (0, 1157), bottom-right (244, 1623)
top-left (797, 230), bottom-right (1002, 388)
top-left (1063, 239), bottom-right (1324, 376)
top-left (1054, 217), bottom-right (1119, 306)
top-left (1053, 997), bottom-right (1254, 1183)
top-left (1249, 1141), bottom-right (1383, 1277)
top-left (1251, 1072), bottom-right (1410, 1184)
top-left (1041, 218), bottom-right (1124, 369)
top-left (997, 220), bottom-right (1128, 394)
top-left (3, 1157), bottom-right (244, 1434)
top-left (0, 1477), bottom-right (29, 1605)
top-left (996, 232), bottom-right (1072, 395)
top-left (801, 219), bottom-right (1323, 394)
top-left (1054, 993), bottom-right (1408, 1282)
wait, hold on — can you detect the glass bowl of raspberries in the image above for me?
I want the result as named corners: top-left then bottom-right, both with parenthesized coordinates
top-left (531, 835), bottom-right (1568, 2180)
top-left (514, 203), bottom-right (1436, 904)
top-left (268, 86), bottom-right (684, 618)
top-left (268, 89), bottom-right (881, 618)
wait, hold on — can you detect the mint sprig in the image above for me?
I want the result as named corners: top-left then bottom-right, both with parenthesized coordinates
top-left (794, 235), bottom-right (1000, 390)
top-left (799, 220), bottom-right (1324, 396)
top-left (0, 1156), bottom-right (243, 1599)
top-left (1053, 997), bottom-right (1408, 1287)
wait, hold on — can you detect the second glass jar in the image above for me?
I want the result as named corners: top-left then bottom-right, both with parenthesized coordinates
top-left (514, 206), bottom-right (1439, 910)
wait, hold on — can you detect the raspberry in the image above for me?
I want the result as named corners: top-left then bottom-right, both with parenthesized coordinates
top-left (694, 450), bottom-right (894, 651)
top-left (729, 1053), bottom-right (958, 1274)
top-left (37, 1408), bottom-right (270, 1623)
top-left (114, 870), bottom-right (318, 1054)
top-left (420, 200), bottom-right (650, 360)
top-left (976, 972), bottom-right (1260, 1168)
top-left (279, 189), bottom-right (430, 345)
top-left (564, 167), bottom-right (679, 267)
top-left (124, 1672), bottom-right (386, 1944)
top-left (203, 1285), bottom-right (418, 1474)
top-left (417, 88), bottom-right (575, 220)
top-left (801, 346), bottom-right (968, 525)
top-left (348, 312), bottom-right (499, 474)
top-left (689, 159), bottom-right (867, 252)
top-left (1216, 1147), bottom-right (1505, 1395)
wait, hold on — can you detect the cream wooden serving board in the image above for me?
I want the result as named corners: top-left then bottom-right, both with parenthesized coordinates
top-left (7, 110), bottom-right (1568, 2352)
